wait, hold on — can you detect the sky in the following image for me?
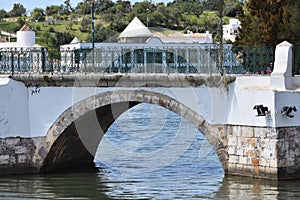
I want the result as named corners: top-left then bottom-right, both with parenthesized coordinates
top-left (1, 0), bottom-right (172, 12)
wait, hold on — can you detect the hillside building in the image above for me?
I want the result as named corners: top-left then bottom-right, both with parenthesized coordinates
top-left (0, 25), bottom-right (44, 73)
top-left (59, 17), bottom-right (216, 73)
top-left (223, 18), bottom-right (241, 42)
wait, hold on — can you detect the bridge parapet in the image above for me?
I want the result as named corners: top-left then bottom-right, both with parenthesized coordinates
top-left (270, 41), bottom-right (294, 90)
top-left (0, 44), bottom-right (276, 75)
top-left (10, 73), bottom-right (237, 87)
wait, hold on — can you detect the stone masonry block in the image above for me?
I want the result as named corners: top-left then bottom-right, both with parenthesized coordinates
top-left (228, 135), bottom-right (237, 147)
top-left (243, 127), bottom-right (254, 138)
top-left (228, 147), bottom-right (236, 155)
top-left (17, 155), bottom-right (28, 164)
top-left (239, 156), bottom-right (248, 165)
top-left (269, 160), bottom-right (277, 168)
top-left (236, 148), bottom-right (244, 156)
top-left (259, 158), bottom-right (270, 167)
top-left (228, 155), bottom-right (238, 164)
top-left (5, 137), bottom-right (20, 146)
top-left (0, 155), bottom-right (10, 164)
top-left (15, 146), bottom-right (28, 154)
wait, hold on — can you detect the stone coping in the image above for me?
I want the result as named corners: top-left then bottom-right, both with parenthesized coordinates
top-left (10, 73), bottom-right (238, 87)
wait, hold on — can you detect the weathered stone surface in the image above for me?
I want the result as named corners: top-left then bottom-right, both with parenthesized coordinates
top-left (226, 125), bottom-right (300, 179)
top-left (0, 137), bottom-right (40, 175)
top-left (11, 74), bottom-right (237, 88)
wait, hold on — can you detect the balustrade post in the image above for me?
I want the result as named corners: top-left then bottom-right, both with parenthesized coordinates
top-left (11, 49), bottom-right (14, 75)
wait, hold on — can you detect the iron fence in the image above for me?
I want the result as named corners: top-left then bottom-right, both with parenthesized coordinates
top-left (0, 44), bottom-right (286, 75)
top-left (293, 46), bottom-right (300, 75)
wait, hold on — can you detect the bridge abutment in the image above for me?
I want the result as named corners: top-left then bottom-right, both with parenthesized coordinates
top-left (0, 136), bottom-right (44, 174)
top-left (227, 125), bottom-right (300, 179)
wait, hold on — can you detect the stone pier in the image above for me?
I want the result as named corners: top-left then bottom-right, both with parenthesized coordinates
top-left (227, 126), bottom-right (300, 179)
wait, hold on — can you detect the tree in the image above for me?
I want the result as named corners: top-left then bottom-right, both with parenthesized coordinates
top-left (80, 17), bottom-right (91, 32)
top-left (31, 8), bottom-right (45, 22)
top-left (108, 0), bottom-right (131, 15)
top-left (152, 3), bottom-right (168, 27)
top-left (130, 1), bottom-right (156, 26)
top-left (9, 3), bottom-right (26, 17)
top-left (94, 23), bottom-right (118, 42)
top-left (0, 9), bottom-right (8, 21)
top-left (278, 1), bottom-right (300, 45)
top-left (55, 32), bottom-right (74, 45)
top-left (237, 0), bottom-right (300, 45)
top-left (75, 1), bottom-right (91, 15)
top-left (235, 3), bottom-right (264, 46)
top-left (61, 0), bottom-right (73, 15)
top-left (94, 0), bottom-right (115, 14)
top-left (203, 0), bottom-right (219, 11)
top-left (46, 5), bottom-right (62, 16)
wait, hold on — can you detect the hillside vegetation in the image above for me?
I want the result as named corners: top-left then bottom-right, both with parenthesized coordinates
top-left (0, 0), bottom-right (300, 49)
top-left (0, 0), bottom-right (240, 49)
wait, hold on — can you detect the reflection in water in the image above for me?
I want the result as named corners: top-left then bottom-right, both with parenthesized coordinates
top-left (0, 103), bottom-right (299, 199)
top-left (0, 172), bottom-right (112, 199)
top-left (217, 176), bottom-right (300, 200)
top-left (1, 171), bottom-right (300, 199)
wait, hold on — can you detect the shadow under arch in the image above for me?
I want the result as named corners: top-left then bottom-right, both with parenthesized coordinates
top-left (40, 90), bottom-right (227, 173)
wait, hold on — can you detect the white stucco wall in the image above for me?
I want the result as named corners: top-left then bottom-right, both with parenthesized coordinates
top-left (2, 75), bottom-right (300, 138)
top-left (0, 78), bottom-right (30, 137)
top-left (274, 91), bottom-right (300, 127)
top-left (226, 78), bottom-right (275, 127)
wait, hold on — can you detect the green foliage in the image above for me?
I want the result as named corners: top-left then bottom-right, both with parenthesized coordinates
top-left (15, 18), bottom-right (25, 32)
top-left (0, 10), bottom-right (8, 21)
top-left (31, 8), bottom-right (45, 22)
top-left (94, 23), bottom-right (118, 42)
top-left (167, 0), bottom-right (203, 17)
top-left (74, 1), bottom-right (91, 15)
top-left (46, 5), bottom-right (62, 16)
top-left (237, 0), bottom-right (300, 46)
top-left (0, 0), bottom-right (246, 48)
top-left (49, 27), bottom-right (55, 33)
top-left (0, 22), bottom-right (21, 33)
top-left (80, 17), bottom-right (91, 32)
top-left (9, 3), bottom-right (26, 17)
top-left (55, 32), bottom-right (74, 45)
top-left (35, 25), bottom-right (41, 31)
top-left (61, 0), bottom-right (73, 15)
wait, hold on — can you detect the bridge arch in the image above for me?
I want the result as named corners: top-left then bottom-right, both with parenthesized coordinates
top-left (40, 89), bottom-right (227, 173)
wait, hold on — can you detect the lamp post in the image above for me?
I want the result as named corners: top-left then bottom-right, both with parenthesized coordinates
top-left (146, 8), bottom-right (149, 28)
top-left (91, 1), bottom-right (95, 49)
top-left (88, 0), bottom-right (95, 49)
top-left (217, 0), bottom-right (225, 76)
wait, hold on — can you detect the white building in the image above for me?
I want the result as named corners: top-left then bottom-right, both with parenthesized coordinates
top-left (118, 17), bottom-right (153, 43)
top-left (0, 24), bottom-right (41, 49)
top-left (0, 25), bottom-right (44, 73)
top-left (223, 18), bottom-right (241, 42)
top-left (59, 17), bottom-right (217, 73)
top-left (61, 16), bottom-right (213, 50)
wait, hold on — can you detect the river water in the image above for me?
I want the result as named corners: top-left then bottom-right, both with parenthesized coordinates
top-left (1, 103), bottom-right (300, 199)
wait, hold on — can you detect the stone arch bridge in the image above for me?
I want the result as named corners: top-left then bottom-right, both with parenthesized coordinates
top-left (0, 42), bottom-right (300, 179)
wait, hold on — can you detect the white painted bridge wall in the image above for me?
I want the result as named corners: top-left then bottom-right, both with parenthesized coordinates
top-left (1, 40), bottom-right (299, 138)
top-left (1, 75), bottom-right (300, 138)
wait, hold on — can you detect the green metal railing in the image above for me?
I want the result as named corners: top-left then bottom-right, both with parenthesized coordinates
top-left (0, 44), bottom-right (289, 75)
top-left (231, 46), bottom-right (275, 74)
top-left (293, 46), bottom-right (300, 75)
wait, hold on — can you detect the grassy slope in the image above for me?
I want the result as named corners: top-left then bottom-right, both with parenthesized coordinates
top-left (27, 20), bottom-right (89, 46)
top-left (0, 11), bottom-right (232, 46)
